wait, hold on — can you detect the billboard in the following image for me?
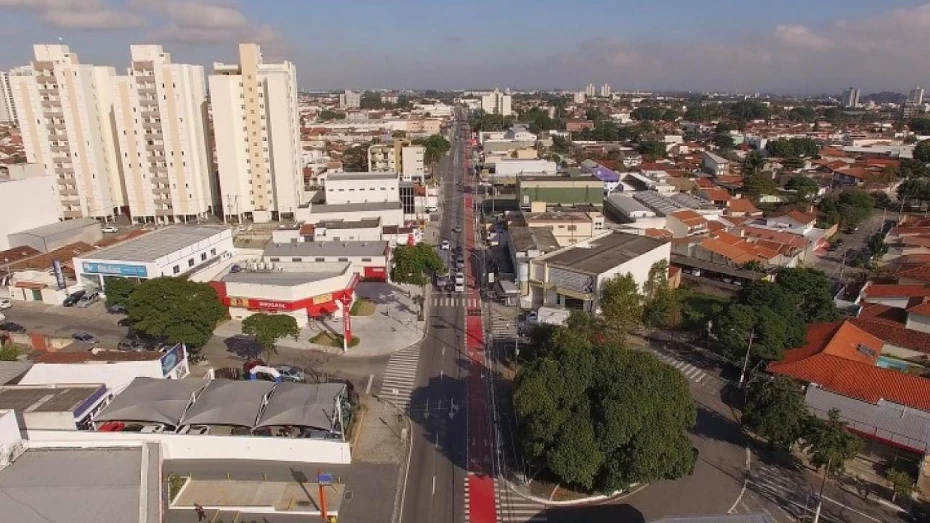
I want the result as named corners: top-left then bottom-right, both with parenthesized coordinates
top-left (52, 259), bottom-right (67, 290)
top-left (159, 343), bottom-right (185, 376)
top-left (82, 262), bottom-right (148, 278)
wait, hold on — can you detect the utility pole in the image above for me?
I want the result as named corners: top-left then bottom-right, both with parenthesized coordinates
top-left (739, 327), bottom-right (755, 387)
top-left (812, 456), bottom-right (832, 523)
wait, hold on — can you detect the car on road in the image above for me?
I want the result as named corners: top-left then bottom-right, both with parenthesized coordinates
top-left (0, 322), bottom-right (26, 333)
top-left (106, 303), bottom-right (127, 314)
top-left (451, 225), bottom-right (462, 233)
top-left (454, 282), bottom-right (465, 292)
top-left (76, 292), bottom-right (100, 308)
top-left (454, 245), bottom-right (463, 255)
top-left (439, 240), bottom-right (450, 250)
top-left (63, 290), bottom-right (86, 307)
top-left (454, 272), bottom-right (465, 285)
top-left (436, 275), bottom-right (449, 290)
top-left (455, 258), bottom-right (465, 271)
top-left (0, 298), bottom-right (10, 309)
top-left (71, 331), bottom-right (98, 344)
top-left (101, 225), bottom-right (119, 233)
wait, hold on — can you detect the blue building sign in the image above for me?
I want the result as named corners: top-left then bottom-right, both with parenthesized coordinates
top-left (82, 262), bottom-right (148, 278)
top-left (52, 259), bottom-right (67, 290)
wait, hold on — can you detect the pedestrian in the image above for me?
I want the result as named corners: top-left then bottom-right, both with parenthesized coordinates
top-left (194, 503), bottom-right (206, 522)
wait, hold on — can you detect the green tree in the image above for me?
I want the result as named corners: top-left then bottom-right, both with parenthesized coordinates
top-left (742, 151), bottom-right (766, 176)
top-left (819, 189), bottom-right (875, 228)
top-left (802, 409), bottom-right (862, 476)
top-left (104, 277), bottom-right (139, 309)
top-left (661, 109), bottom-right (680, 122)
top-left (898, 178), bottom-right (930, 204)
top-left (599, 273), bottom-right (643, 345)
top-left (319, 110), bottom-right (346, 121)
top-left (742, 173), bottom-right (778, 201)
top-left (909, 118), bottom-right (930, 134)
top-left (730, 100), bottom-right (770, 121)
top-left (642, 260), bottom-right (680, 328)
top-left (0, 345), bottom-right (20, 361)
top-left (914, 140), bottom-right (930, 163)
top-left (886, 469), bottom-right (917, 503)
top-left (785, 175), bottom-right (820, 202)
top-left (638, 140), bottom-right (667, 159)
top-left (781, 156), bottom-right (805, 171)
top-left (414, 134), bottom-right (451, 165)
top-left (867, 233), bottom-right (888, 257)
top-left (391, 243), bottom-right (444, 285)
top-left (342, 144), bottom-right (369, 171)
top-left (775, 268), bottom-right (840, 323)
top-left (515, 344), bottom-right (696, 492)
top-left (787, 106), bottom-right (817, 122)
top-left (126, 277), bottom-right (227, 350)
top-left (743, 376), bottom-right (809, 449)
top-left (631, 106), bottom-right (663, 122)
top-left (242, 313), bottom-right (300, 363)
top-left (713, 134), bottom-right (735, 150)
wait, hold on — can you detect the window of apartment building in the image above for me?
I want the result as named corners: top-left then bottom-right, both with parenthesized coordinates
top-left (315, 257), bottom-right (325, 262)
top-left (567, 225), bottom-right (577, 231)
top-left (200, 252), bottom-right (207, 262)
top-left (338, 258), bottom-right (349, 262)
top-left (291, 257), bottom-right (302, 262)
top-left (211, 248), bottom-right (216, 256)
top-left (361, 258), bottom-right (372, 262)
top-left (172, 265), bottom-right (180, 274)
top-left (268, 257), bottom-right (280, 262)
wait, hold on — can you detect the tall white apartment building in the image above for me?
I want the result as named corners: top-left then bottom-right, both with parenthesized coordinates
top-left (368, 140), bottom-right (426, 182)
top-left (585, 83), bottom-right (596, 98)
top-left (573, 91), bottom-right (587, 104)
top-left (111, 45), bottom-right (215, 224)
top-left (209, 43), bottom-right (302, 223)
top-left (841, 87), bottom-right (860, 108)
top-left (600, 84), bottom-right (612, 98)
top-left (339, 89), bottom-right (360, 109)
top-left (9, 45), bottom-right (122, 220)
top-left (0, 72), bottom-right (16, 124)
top-left (481, 89), bottom-right (512, 116)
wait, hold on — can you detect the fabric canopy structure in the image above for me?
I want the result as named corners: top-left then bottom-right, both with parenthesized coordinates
top-left (180, 379), bottom-right (274, 428)
top-left (94, 377), bottom-right (207, 426)
top-left (254, 383), bottom-right (346, 430)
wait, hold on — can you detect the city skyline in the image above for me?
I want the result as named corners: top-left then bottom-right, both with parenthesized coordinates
top-left (1, 1), bottom-right (930, 93)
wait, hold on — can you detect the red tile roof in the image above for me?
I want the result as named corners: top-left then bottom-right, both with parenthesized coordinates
top-left (906, 300), bottom-right (930, 318)
top-left (895, 264), bottom-right (930, 283)
top-left (770, 321), bottom-right (930, 411)
top-left (644, 228), bottom-right (674, 239)
top-left (701, 188), bottom-right (731, 202)
top-left (727, 198), bottom-right (762, 215)
top-left (863, 284), bottom-right (930, 300)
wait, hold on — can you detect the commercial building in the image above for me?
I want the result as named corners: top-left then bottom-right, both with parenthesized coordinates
top-left (111, 45), bottom-right (215, 223)
top-left (518, 174), bottom-right (604, 209)
top-left (496, 158), bottom-right (557, 178)
top-left (8, 218), bottom-right (101, 253)
top-left (296, 172), bottom-right (405, 226)
top-left (527, 230), bottom-right (671, 312)
top-left (508, 226), bottom-right (561, 296)
top-left (604, 193), bottom-right (661, 228)
top-left (481, 89), bottom-right (512, 116)
top-left (210, 43), bottom-right (302, 223)
top-left (0, 71), bottom-right (16, 124)
top-left (0, 383), bottom-right (109, 430)
top-left (339, 89), bottom-right (361, 109)
top-left (72, 225), bottom-right (233, 291)
top-left (9, 44), bottom-right (123, 219)
top-left (368, 140), bottom-right (426, 181)
top-left (0, 165), bottom-right (61, 250)
top-left (524, 206), bottom-right (605, 247)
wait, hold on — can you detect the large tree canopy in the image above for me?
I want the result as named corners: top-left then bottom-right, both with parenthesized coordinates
top-left (126, 277), bottom-right (227, 349)
top-left (599, 273), bottom-right (643, 345)
top-left (242, 313), bottom-right (300, 362)
top-left (390, 243), bottom-right (445, 285)
top-left (414, 134), bottom-right (451, 165)
top-left (515, 339), bottom-right (696, 493)
top-left (743, 376), bottom-right (809, 449)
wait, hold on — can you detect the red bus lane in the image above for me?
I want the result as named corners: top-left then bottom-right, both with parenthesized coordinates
top-left (463, 149), bottom-right (497, 523)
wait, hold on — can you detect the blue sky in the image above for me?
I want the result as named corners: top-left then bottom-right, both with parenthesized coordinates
top-left (1, 0), bottom-right (930, 93)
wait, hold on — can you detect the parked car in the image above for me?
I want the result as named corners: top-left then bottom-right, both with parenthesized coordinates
top-left (436, 275), bottom-right (449, 290)
top-left (451, 225), bottom-right (462, 233)
top-left (454, 245), bottom-right (463, 255)
top-left (63, 290), bottom-right (86, 307)
top-left (98, 422), bottom-right (125, 432)
top-left (106, 303), bottom-right (127, 314)
top-left (0, 298), bottom-right (11, 309)
top-left (140, 425), bottom-right (165, 434)
top-left (176, 425), bottom-right (210, 435)
top-left (76, 292), bottom-right (100, 308)
top-left (101, 225), bottom-right (119, 233)
top-left (71, 331), bottom-right (98, 344)
top-left (118, 338), bottom-right (146, 352)
top-left (0, 322), bottom-right (26, 333)
top-left (439, 240), bottom-right (450, 250)
top-left (276, 365), bottom-right (307, 383)
top-left (521, 311), bottom-right (538, 325)
top-left (455, 258), bottom-right (465, 271)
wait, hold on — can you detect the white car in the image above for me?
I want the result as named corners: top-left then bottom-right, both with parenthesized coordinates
top-left (101, 225), bottom-right (119, 233)
top-left (454, 282), bottom-right (465, 293)
top-left (0, 299), bottom-right (10, 310)
top-left (454, 272), bottom-right (465, 285)
top-left (0, 312), bottom-right (5, 323)
top-left (440, 240), bottom-right (450, 250)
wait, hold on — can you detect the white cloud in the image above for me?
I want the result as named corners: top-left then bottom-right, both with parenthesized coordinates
top-left (0, 0), bottom-right (142, 30)
top-left (773, 25), bottom-right (832, 50)
top-left (137, 0), bottom-right (284, 51)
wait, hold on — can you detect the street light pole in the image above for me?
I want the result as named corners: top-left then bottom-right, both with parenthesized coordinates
top-left (812, 456), bottom-right (831, 523)
top-left (739, 327), bottom-right (755, 387)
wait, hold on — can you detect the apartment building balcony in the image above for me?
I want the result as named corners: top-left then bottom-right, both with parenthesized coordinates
top-left (145, 143), bottom-right (164, 153)
top-left (137, 84), bottom-right (156, 95)
top-left (54, 166), bottom-right (74, 175)
top-left (50, 144), bottom-right (68, 153)
top-left (155, 209), bottom-right (174, 217)
top-left (62, 209), bottom-right (84, 219)
top-left (40, 99), bottom-right (61, 108)
top-left (58, 186), bottom-right (78, 196)
top-left (36, 74), bottom-right (55, 83)
top-left (142, 120), bottom-right (161, 130)
top-left (151, 185), bottom-right (171, 195)
top-left (141, 109), bottom-right (158, 118)
top-left (139, 96), bottom-right (158, 106)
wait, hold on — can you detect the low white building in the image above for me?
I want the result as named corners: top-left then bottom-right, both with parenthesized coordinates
top-left (702, 151), bottom-right (731, 177)
top-left (0, 165), bottom-right (61, 250)
top-left (73, 225), bottom-right (234, 291)
top-left (322, 172), bottom-right (400, 205)
top-left (495, 159), bottom-right (558, 177)
top-left (527, 230), bottom-right (671, 312)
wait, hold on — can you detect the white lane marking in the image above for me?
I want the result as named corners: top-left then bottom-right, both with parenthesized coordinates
top-left (365, 374), bottom-right (373, 394)
top-left (432, 475), bottom-right (436, 496)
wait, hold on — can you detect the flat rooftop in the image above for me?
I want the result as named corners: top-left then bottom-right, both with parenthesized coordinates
top-left (222, 269), bottom-right (346, 286)
top-left (12, 218), bottom-right (98, 238)
top-left (326, 172), bottom-right (398, 181)
top-left (79, 225), bottom-right (229, 263)
top-left (0, 446), bottom-right (153, 523)
top-left (265, 241), bottom-right (389, 258)
top-left (542, 231), bottom-right (668, 275)
top-left (0, 384), bottom-right (104, 413)
top-left (318, 218), bottom-right (382, 230)
top-left (311, 201), bottom-right (402, 214)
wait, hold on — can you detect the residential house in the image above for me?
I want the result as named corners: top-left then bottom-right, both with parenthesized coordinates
top-left (702, 151), bottom-right (731, 177)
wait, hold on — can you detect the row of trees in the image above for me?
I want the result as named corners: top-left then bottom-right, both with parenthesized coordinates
top-left (818, 189), bottom-right (876, 229)
top-left (764, 137), bottom-right (819, 159)
top-left (390, 243), bottom-right (444, 285)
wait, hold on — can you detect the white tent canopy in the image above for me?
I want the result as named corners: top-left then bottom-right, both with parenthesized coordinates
top-left (94, 377), bottom-right (207, 427)
top-left (255, 383), bottom-right (346, 430)
top-left (179, 379), bottom-right (274, 428)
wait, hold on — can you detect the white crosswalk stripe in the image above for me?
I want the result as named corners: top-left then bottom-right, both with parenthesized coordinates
top-left (653, 351), bottom-right (707, 384)
top-left (496, 479), bottom-right (547, 523)
top-left (378, 346), bottom-right (420, 410)
top-left (431, 296), bottom-right (481, 308)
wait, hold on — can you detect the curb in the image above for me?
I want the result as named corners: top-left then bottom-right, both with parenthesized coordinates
top-left (383, 395), bottom-right (414, 523)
